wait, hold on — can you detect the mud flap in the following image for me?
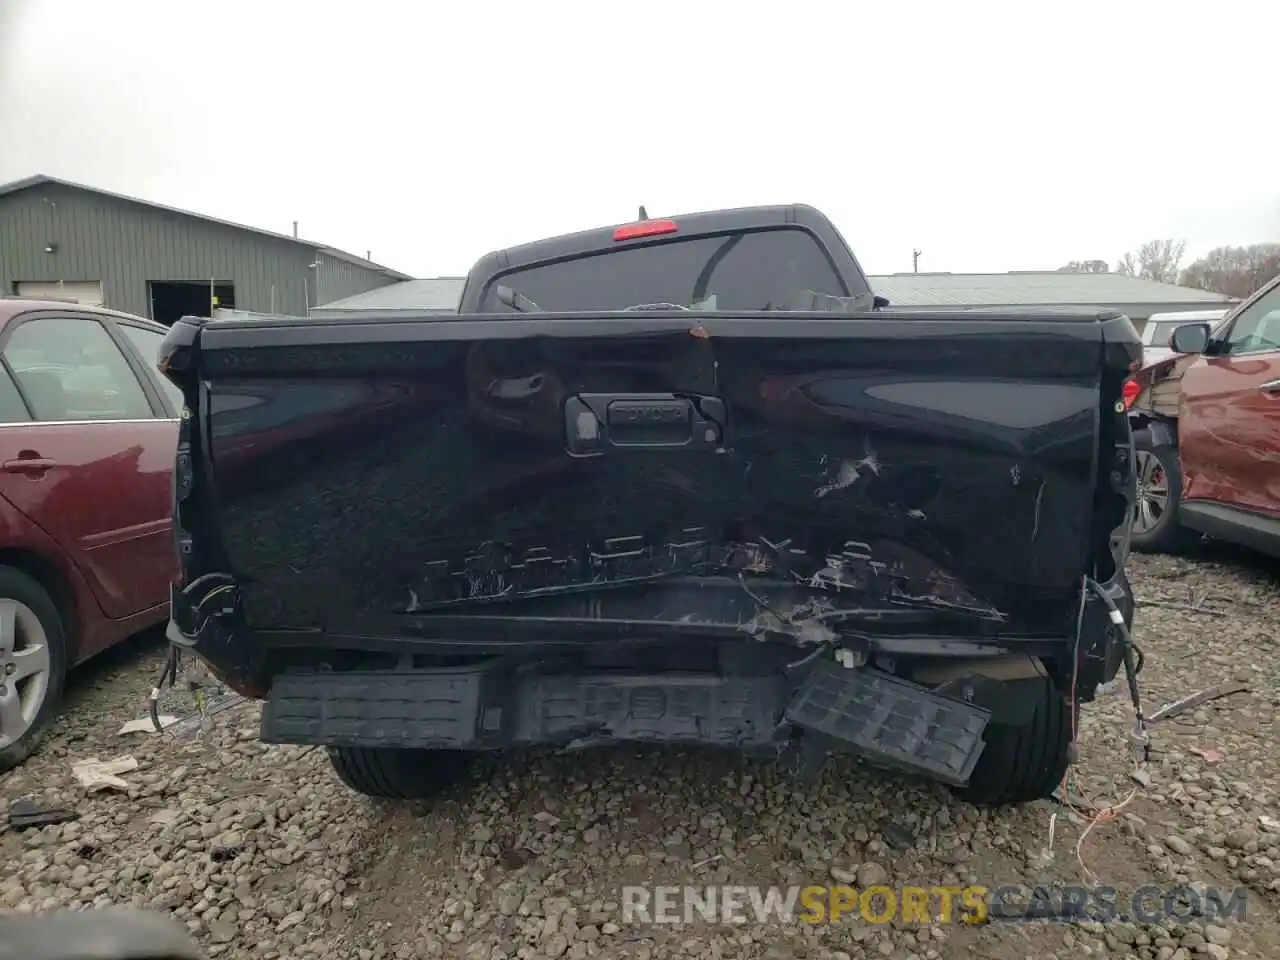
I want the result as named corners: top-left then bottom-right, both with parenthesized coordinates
top-left (784, 660), bottom-right (991, 786)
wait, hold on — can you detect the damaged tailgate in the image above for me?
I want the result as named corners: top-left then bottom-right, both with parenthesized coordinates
top-left (184, 307), bottom-right (1133, 647)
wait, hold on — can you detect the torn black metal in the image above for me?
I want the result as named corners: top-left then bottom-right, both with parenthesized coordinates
top-left (401, 530), bottom-right (1009, 627)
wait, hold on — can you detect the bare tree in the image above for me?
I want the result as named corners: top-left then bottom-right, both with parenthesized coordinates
top-left (1180, 243), bottom-right (1280, 299)
top-left (1057, 260), bottom-right (1110, 274)
top-left (1115, 239), bottom-right (1186, 283)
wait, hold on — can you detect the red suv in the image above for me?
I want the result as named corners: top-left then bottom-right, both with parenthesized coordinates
top-left (1127, 274), bottom-right (1280, 555)
top-left (0, 298), bottom-right (179, 770)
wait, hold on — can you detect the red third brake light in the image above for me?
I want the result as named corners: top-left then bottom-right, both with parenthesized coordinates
top-left (1121, 377), bottom-right (1141, 410)
top-left (613, 219), bottom-right (678, 242)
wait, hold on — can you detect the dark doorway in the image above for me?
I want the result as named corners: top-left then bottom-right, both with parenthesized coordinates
top-left (149, 281), bottom-right (236, 327)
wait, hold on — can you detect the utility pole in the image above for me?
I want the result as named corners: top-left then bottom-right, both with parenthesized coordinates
top-left (912, 249), bottom-right (922, 274)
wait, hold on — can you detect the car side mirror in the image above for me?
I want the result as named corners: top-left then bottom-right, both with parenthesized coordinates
top-left (1169, 322), bottom-right (1211, 354)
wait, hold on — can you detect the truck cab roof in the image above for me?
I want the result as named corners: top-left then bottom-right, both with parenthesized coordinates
top-left (457, 204), bottom-right (876, 314)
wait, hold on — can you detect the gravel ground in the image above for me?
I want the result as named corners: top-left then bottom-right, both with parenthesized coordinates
top-left (2, 550), bottom-right (1278, 960)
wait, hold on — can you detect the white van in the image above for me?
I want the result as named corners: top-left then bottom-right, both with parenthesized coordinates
top-left (1142, 308), bottom-right (1230, 366)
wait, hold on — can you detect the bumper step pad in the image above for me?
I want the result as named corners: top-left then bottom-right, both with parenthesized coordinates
top-left (260, 661), bottom-right (991, 785)
top-left (260, 669), bottom-right (790, 750)
top-left (262, 671), bottom-right (488, 750)
top-left (784, 661), bottom-right (991, 785)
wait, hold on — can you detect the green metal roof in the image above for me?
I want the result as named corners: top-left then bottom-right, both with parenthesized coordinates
top-left (870, 272), bottom-right (1234, 307)
top-left (317, 271), bottom-right (1235, 313)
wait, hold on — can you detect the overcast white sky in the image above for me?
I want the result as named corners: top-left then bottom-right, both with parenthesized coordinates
top-left (1, 0), bottom-right (1276, 278)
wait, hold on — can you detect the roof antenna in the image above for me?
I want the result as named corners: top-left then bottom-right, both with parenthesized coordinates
top-left (638, 205), bottom-right (649, 221)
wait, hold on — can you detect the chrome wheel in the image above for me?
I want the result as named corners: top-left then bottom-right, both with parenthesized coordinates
top-left (0, 599), bottom-right (52, 749)
top-left (1134, 449), bottom-right (1171, 535)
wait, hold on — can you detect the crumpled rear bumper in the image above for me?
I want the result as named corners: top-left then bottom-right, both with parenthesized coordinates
top-left (260, 657), bottom-right (993, 787)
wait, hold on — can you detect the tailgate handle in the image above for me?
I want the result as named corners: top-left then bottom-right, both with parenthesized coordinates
top-left (564, 393), bottom-right (726, 455)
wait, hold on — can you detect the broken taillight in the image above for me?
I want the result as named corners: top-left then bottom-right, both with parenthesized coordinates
top-left (1121, 378), bottom-right (1141, 410)
top-left (613, 219), bottom-right (678, 241)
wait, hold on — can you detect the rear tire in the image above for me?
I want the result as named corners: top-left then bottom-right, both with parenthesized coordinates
top-left (0, 567), bottom-right (68, 773)
top-left (326, 746), bottom-right (475, 799)
top-left (956, 677), bottom-right (1070, 806)
top-left (1131, 428), bottom-right (1199, 553)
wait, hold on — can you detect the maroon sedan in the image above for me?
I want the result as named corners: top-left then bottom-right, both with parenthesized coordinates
top-left (0, 298), bottom-right (178, 770)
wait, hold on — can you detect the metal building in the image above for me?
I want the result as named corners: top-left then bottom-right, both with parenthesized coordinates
top-left (314, 272), bottom-right (1236, 333)
top-left (869, 272), bottom-right (1235, 328)
top-left (311, 277), bottom-right (466, 318)
top-left (0, 175), bottom-right (410, 324)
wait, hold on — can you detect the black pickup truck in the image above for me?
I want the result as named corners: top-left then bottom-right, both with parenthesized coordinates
top-left (160, 204), bottom-right (1142, 806)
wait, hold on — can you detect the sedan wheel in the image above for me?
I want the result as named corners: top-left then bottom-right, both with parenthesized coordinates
top-left (0, 599), bottom-right (53, 749)
top-left (0, 568), bottom-right (68, 771)
top-left (1133, 448), bottom-right (1170, 536)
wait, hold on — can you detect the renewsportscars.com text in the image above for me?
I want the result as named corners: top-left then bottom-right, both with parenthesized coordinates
top-left (621, 884), bottom-right (1249, 926)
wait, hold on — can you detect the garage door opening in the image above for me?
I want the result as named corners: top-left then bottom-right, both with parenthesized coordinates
top-left (149, 281), bottom-right (236, 327)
